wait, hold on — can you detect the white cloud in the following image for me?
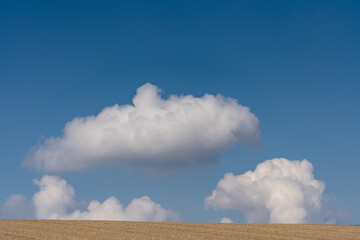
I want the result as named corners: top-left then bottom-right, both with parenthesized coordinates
top-left (23, 83), bottom-right (260, 172)
top-left (3, 175), bottom-right (179, 222)
top-left (1, 194), bottom-right (34, 219)
top-left (67, 196), bottom-right (179, 221)
top-left (220, 217), bottom-right (233, 223)
top-left (32, 175), bottom-right (76, 219)
top-left (205, 158), bottom-right (340, 224)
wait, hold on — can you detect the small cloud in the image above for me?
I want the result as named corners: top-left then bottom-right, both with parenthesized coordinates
top-left (32, 175), bottom-right (77, 219)
top-left (23, 83), bottom-right (261, 172)
top-left (220, 217), bottom-right (233, 223)
top-left (1, 194), bottom-right (34, 219)
top-left (67, 196), bottom-right (179, 222)
top-left (5, 175), bottom-right (179, 222)
top-left (205, 158), bottom-right (344, 224)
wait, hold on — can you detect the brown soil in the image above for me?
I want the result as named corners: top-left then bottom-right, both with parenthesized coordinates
top-left (0, 220), bottom-right (359, 240)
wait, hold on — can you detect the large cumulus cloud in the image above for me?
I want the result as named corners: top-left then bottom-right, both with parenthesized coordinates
top-left (3, 175), bottom-right (179, 222)
top-left (23, 83), bottom-right (260, 172)
top-left (205, 158), bottom-right (340, 224)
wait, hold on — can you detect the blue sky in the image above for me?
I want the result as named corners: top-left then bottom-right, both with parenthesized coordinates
top-left (1, 0), bottom-right (359, 223)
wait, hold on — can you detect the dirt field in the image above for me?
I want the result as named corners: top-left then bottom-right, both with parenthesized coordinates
top-left (0, 220), bottom-right (359, 240)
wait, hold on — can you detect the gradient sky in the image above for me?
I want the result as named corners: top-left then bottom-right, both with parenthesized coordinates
top-left (1, 0), bottom-right (359, 223)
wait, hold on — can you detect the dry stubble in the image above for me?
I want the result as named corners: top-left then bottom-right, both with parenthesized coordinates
top-left (0, 220), bottom-right (359, 240)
